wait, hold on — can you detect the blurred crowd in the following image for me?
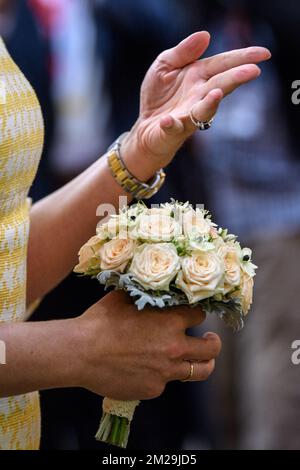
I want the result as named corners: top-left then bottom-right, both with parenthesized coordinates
top-left (1, 0), bottom-right (300, 450)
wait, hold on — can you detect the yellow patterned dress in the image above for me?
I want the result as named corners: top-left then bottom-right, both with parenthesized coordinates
top-left (0, 37), bottom-right (44, 449)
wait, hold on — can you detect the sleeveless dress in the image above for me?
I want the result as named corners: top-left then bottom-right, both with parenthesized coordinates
top-left (0, 37), bottom-right (44, 449)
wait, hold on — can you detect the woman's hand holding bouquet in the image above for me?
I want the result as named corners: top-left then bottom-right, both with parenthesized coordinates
top-left (78, 291), bottom-right (220, 400)
top-left (75, 201), bottom-right (256, 447)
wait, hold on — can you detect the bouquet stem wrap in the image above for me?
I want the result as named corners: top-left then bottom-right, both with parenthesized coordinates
top-left (95, 398), bottom-right (140, 448)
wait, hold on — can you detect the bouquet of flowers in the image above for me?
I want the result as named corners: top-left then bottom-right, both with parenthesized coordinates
top-left (74, 201), bottom-right (257, 448)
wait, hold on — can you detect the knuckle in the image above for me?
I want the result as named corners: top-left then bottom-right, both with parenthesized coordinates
top-left (164, 340), bottom-right (184, 361)
top-left (245, 49), bottom-right (258, 63)
top-left (201, 59), bottom-right (212, 78)
top-left (168, 313), bottom-right (185, 332)
top-left (223, 54), bottom-right (231, 71)
top-left (234, 66), bottom-right (251, 82)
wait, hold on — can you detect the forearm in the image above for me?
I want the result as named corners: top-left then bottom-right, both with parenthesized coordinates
top-left (26, 36), bottom-right (271, 306)
top-left (27, 156), bottom-right (125, 304)
top-left (0, 318), bottom-right (82, 398)
top-left (26, 130), bottom-right (158, 306)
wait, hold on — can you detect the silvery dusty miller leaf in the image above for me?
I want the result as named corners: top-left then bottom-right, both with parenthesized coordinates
top-left (96, 270), bottom-right (244, 330)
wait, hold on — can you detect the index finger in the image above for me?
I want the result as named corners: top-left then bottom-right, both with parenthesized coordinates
top-left (174, 306), bottom-right (206, 329)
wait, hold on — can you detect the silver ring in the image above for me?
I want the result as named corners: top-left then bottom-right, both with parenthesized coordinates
top-left (189, 109), bottom-right (214, 131)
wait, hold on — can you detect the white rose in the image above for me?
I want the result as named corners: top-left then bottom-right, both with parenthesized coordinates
top-left (213, 235), bottom-right (226, 248)
top-left (145, 207), bottom-right (172, 216)
top-left (129, 243), bottom-right (180, 290)
top-left (97, 217), bottom-right (119, 239)
top-left (176, 251), bottom-right (224, 303)
top-left (74, 235), bottom-right (104, 273)
top-left (183, 209), bottom-right (211, 237)
top-left (132, 213), bottom-right (182, 242)
top-left (99, 237), bottom-right (135, 272)
top-left (219, 244), bottom-right (241, 293)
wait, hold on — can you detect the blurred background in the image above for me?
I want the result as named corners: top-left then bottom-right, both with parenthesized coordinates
top-left (1, 0), bottom-right (300, 450)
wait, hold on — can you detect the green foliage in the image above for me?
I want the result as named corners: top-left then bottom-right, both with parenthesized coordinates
top-left (201, 297), bottom-right (244, 331)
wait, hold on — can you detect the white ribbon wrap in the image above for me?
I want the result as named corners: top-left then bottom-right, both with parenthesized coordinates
top-left (103, 398), bottom-right (140, 422)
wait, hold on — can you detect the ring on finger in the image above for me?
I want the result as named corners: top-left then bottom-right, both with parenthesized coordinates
top-left (181, 361), bottom-right (194, 382)
top-left (189, 107), bottom-right (214, 131)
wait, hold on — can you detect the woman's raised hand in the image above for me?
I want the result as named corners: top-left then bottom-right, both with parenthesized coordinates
top-left (122, 31), bottom-right (271, 180)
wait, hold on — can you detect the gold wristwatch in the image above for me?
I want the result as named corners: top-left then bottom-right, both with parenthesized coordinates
top-left (107, 132), bottom-right (166, 200)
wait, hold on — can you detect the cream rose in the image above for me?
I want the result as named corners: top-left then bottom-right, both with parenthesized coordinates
top-left (176, 251), bottom-right (224, 303)
top-left (209, 226), bottom-right (219, 239)
top-left (219, 245), bottom-right (241, 293)
top-left (96, 217), bottom-right (121, 239)
top-left (183, 209), bottom-right (211, 237)
top-left (240, 273), bottom-right (254, 315)
top-left (144, 207), bottom-right (172, 216)
top-left (129, 243), bottom-right (180, 290)
top-left (74, 235), bottom-right (104, 273)
top-left (132, 213), bottom-right (182, 242)
top-left (99, 237), bottom-right (135, 272)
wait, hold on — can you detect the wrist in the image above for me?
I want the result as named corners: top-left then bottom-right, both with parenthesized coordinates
top-left (107, 127), bottom-right (166, 200)
top-left (71, 311), bottom-right (107, 392)
top-left (121, 122), bottom-right (165, 183)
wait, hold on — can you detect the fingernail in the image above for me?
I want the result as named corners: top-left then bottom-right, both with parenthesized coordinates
top-left (210, 88), bottom-right (223, 99)
top-left (203, 332), bottom-right (216, 339)
top-left (262, 47), bottom-right (272, 59)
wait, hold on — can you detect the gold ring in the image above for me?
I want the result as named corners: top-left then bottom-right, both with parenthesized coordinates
top-left (181, 361), bottom-right (194, 382)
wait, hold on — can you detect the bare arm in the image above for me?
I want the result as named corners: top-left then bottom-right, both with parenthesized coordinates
top-left (27, 33), bottom-right (271, 305)
top-left (0, 317), bottom-right (81, 397)
top-left (27, 154), bottom-right (134, 306)
top-left (0, 292), bottom-right (221, 399)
